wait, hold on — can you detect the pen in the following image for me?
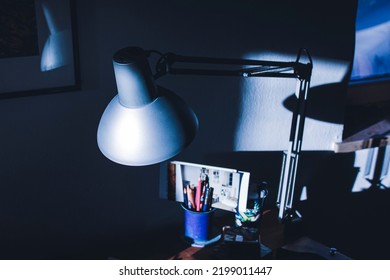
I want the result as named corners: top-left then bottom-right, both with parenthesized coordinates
top-left (202, 186), bottom-right (214, 212)
top-left (195, 176), bottom-right (202, 211)
top-left (200, 182), bottom-right (207, 210)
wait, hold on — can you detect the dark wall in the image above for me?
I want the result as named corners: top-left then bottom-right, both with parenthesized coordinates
top-left (0, 0), bottom-right (358, 259)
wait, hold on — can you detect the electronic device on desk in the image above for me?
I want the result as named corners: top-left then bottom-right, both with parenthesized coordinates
top-left (215, 226), bottom-right (271, 260)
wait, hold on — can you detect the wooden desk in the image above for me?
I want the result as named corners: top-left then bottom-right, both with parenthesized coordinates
top-left (169, 209), bottom-right (351, 260)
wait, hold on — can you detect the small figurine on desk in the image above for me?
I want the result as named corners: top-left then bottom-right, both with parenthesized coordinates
top-left (216, 182), bottom-right (269, 259)
top-left (234, 181), bottom-right (269, 227)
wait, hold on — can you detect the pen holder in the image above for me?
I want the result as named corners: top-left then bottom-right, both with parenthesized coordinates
top-left (182, 204), bottom-right (216, 246)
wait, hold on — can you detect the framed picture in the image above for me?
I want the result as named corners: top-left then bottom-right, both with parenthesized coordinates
top-left (160, 161), bottom-right (250, 213)
top-left (0, 0), bottom-right (79, 98)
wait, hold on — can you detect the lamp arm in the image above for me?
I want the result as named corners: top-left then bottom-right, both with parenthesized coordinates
top-left (153, 50), bottom-right (312, 80)
top-left (276, 77), bottom-right (311, 222)
top-left (148, 48), bottom-right (313, 223)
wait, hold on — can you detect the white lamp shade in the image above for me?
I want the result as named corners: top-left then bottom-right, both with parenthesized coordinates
top-left (97, 47), bottom-right (198, 166)
top-left (97, 87), bottom-right (198, 166)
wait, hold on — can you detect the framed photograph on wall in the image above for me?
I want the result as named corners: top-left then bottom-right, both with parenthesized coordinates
top-left (0, 0), bottom-right (79, 98)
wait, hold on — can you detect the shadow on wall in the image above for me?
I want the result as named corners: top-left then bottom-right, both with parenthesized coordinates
top-left (283, 82), bottom-right (348, 125)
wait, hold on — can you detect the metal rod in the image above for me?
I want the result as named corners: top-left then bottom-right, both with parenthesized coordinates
top-left (169, 67), bottom-right (298, 78)
top-left (277, 77), bottom-right (311, 221)
top-left (276, 151), bottom-right (288, 207)
top-left (156, 52), bottom-right (311, 79)
top-left (170, 53), bottom-right (298, 68)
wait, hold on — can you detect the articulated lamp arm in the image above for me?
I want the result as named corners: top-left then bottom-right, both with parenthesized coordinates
top-left (152, 49), bottom-right (311, 80)
top-left (150, 48), bottom-right (313, 222)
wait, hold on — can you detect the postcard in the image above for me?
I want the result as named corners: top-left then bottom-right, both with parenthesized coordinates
top-left (160, 161), bottom-right (250, 212)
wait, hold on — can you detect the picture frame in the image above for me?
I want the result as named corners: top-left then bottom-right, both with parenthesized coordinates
top-left (0, 0), bottom-right (79, 99)
top-left (160, 161), bottom-right (250, 213)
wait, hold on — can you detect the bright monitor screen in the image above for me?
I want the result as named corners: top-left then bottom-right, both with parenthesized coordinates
top-left (351, 0), bottom-right (390, 83)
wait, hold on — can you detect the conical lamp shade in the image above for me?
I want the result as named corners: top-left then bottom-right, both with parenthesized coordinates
top-left (97, 47), bottom-right (198, 166)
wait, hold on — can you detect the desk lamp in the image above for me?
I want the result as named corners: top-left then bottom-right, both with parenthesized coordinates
top-left (97, 46), bottom-right (313, 222)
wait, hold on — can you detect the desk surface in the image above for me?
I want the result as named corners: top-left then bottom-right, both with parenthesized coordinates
top-left (168, 209), bottom-right (351, 260)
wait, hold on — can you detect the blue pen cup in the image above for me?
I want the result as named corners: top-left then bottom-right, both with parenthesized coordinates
top-left (182, 204), bottom-right (215, 245)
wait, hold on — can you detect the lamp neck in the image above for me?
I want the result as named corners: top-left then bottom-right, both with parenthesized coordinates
top-left (113, 47), bottom-right (157, 108)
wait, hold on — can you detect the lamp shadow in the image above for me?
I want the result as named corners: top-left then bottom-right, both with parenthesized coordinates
top-left (283, 82), bottom-right (347, 124)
